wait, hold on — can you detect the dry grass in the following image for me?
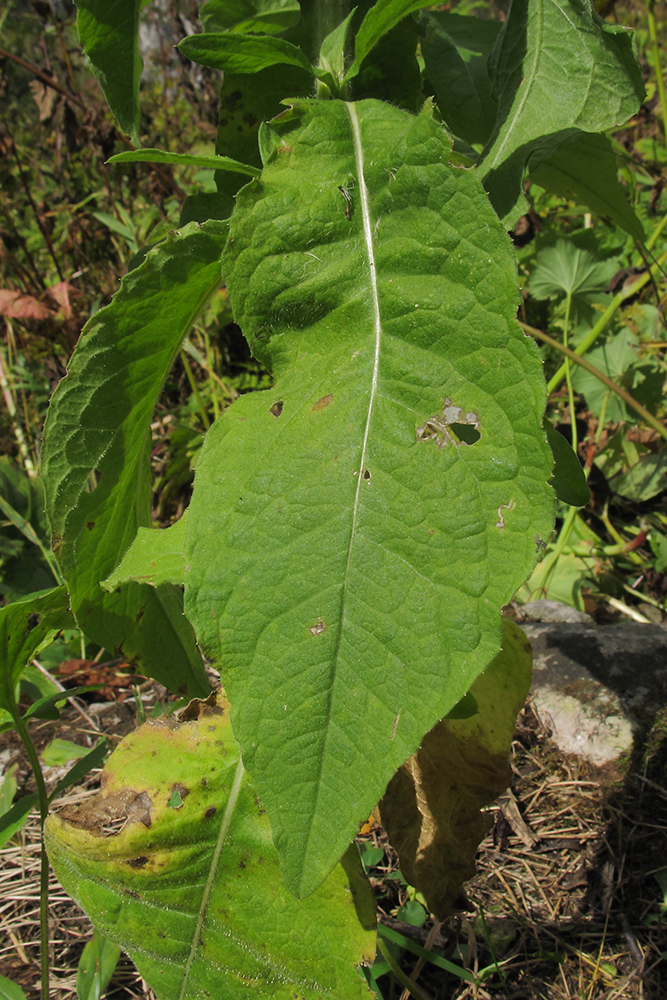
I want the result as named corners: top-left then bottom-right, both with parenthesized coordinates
top-left (1, 698), bottom-right (666, 999)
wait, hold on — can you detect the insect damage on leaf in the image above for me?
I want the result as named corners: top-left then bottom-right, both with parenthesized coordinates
top-left (416, 398), bottom-right (481, 448)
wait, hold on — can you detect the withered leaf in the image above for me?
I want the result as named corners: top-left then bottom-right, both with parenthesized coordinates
top-left (380, 620), bottom-right (532, 918)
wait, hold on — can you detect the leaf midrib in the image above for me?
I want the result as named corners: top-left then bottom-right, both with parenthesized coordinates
top-left (300, 101), bottom-right (383, 888)
top-left (482, 0), bottom-right (546, 172)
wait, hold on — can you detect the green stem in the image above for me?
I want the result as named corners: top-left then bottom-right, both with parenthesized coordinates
top-left (180, 350), bottom-right (211, 430)
top-left (530, 504), bottom-right (579, 600)
top-left (12, 706), bottom-right (51, 1000)
top-left (648, 0), bottom-right (667, 158)
top-left (562, 292), bottom-right (578, 455)
top-left (523, 323), bottom-right (667, 444)
top-left (376, 939), bottom-right (437, 1000)
top-left (545, 248), bottom-right (667, 395)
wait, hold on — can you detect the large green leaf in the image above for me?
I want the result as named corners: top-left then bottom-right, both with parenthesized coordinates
top-left (185, 99), bottom-right (554, 897)
top-left (46, 694), bottom-right (375, 1000)
top-left (75, 0), bottom-right (144, 143)
top-left (41, 223), bottom-right (227, 699)
top-left (479, 0), bottom-right (644, 226)
top-left (421, 11), bottom-right (501, 148)
top-left (529, 133), bottom-right (645, 242)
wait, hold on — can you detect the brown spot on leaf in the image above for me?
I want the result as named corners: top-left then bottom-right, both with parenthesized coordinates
top-left (312, 393), bottom-right (333, 412)
top-left (86, 521), bottom-right (95, 531)
top-left (269, 400), bottom-right (283, 418)
top-left (309, 619), bottom-right (326, 635)
top-left (128, 856), bottom-right (149, 868)
top-left (205, 806), bottom-right (216, 819)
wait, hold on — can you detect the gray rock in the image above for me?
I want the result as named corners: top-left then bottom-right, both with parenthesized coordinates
top-left (518, 620), bottom-right (667, 765)
top-left (519, 600), bottom-right (594, 625)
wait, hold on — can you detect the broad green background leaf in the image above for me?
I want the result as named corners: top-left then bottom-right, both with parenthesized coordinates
top-left (350, 10), bottom-right (421, 111)
top-left (527, 233), bottom-right (618, 329)
top-left (609, 448), bottom-right (667, 501)
top-left (421, 11), bottom-right (501, 148)
top-left (178, 32), bottom-right (314, 75)
top-left (380, 620), bottom-right (532, 918)
top-left (75, 0), bottom-right (144, 143)
top-left (46, 695), bottom-right (375, 1000)
top-left (103, 519), bottom-right (186, 589)
top-left (479, 0), bottom-right (644, 226)
top-left (76, 931), bottom-right (121, 1000)
top-left (202, 62), bottom-right (313, 220)
top-left (0, 587), bottom-right (73, 716)
top-left (41, 223), bottom-right (226, 699)
top-left (185, 99), bottom-right (554, 897)
top-left (200, 0), bottom-right (301, 35)
top-left (571, 330), bottom-right (664, 423)
top-left (530, 133), bottom-right (645, 242)
top-left (544, 419), bottom-right (590, 507)
top-left (42, 738), bottom-right (89, 767)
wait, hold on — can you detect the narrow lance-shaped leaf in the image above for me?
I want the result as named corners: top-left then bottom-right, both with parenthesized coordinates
top-left (42, 223), bottom-right (227, 699)
top-left (178, 32), bottom-right (314, 75)
top-left (108, 149), bottom-right (262, 177)
top-left (478, 0), bottom-right (644, 227)
top-left (185, 99), bottom-right (554, 897)
top-left (344, 0), bottom-right (437, 83)
top-left (380, 619), bottom-right (532, 918)
top-left (75, 0), bottom-right (144, 143)
top-left (46, 694), bottom-right (376, 1000)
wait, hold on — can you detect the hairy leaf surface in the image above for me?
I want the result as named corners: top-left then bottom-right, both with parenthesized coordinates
top-left (479, 0), bottom-right (644, 226)
top-left (42, 223), bottom-right (226, 698)
top-left (185, 99), bottom-right (554, 896)
top-left (379, 620), bottom-right (532, 918)
top-left (46, 695), bottom-right (375, 1000)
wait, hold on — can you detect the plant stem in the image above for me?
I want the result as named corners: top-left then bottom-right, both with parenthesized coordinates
top-left (523, 323), bottom-right (667, 444)
top-left (562, 292), bottom-right (578, 455)
top-left (377, 940), bottom-right (436, 1000)
top-left (12, 707), bottom-right (51, 1000)
top-left (647, 1), bottom-right (667, 159)
top-left (180, 350), bottom-right (211, 430)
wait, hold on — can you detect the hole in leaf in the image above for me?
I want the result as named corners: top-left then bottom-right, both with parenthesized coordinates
top-left (269, 400), bottom-right (283, 418)
top-left (416, 398), bottom-right (480, 449)
top-left (448, 423), bottom-right (481, 446)
top-left (309, 619), bottom-right (326, 635)
top-left (86, 469), bottom-right (102, 493)
top-left (363, 469), bottom-right (371, 481)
